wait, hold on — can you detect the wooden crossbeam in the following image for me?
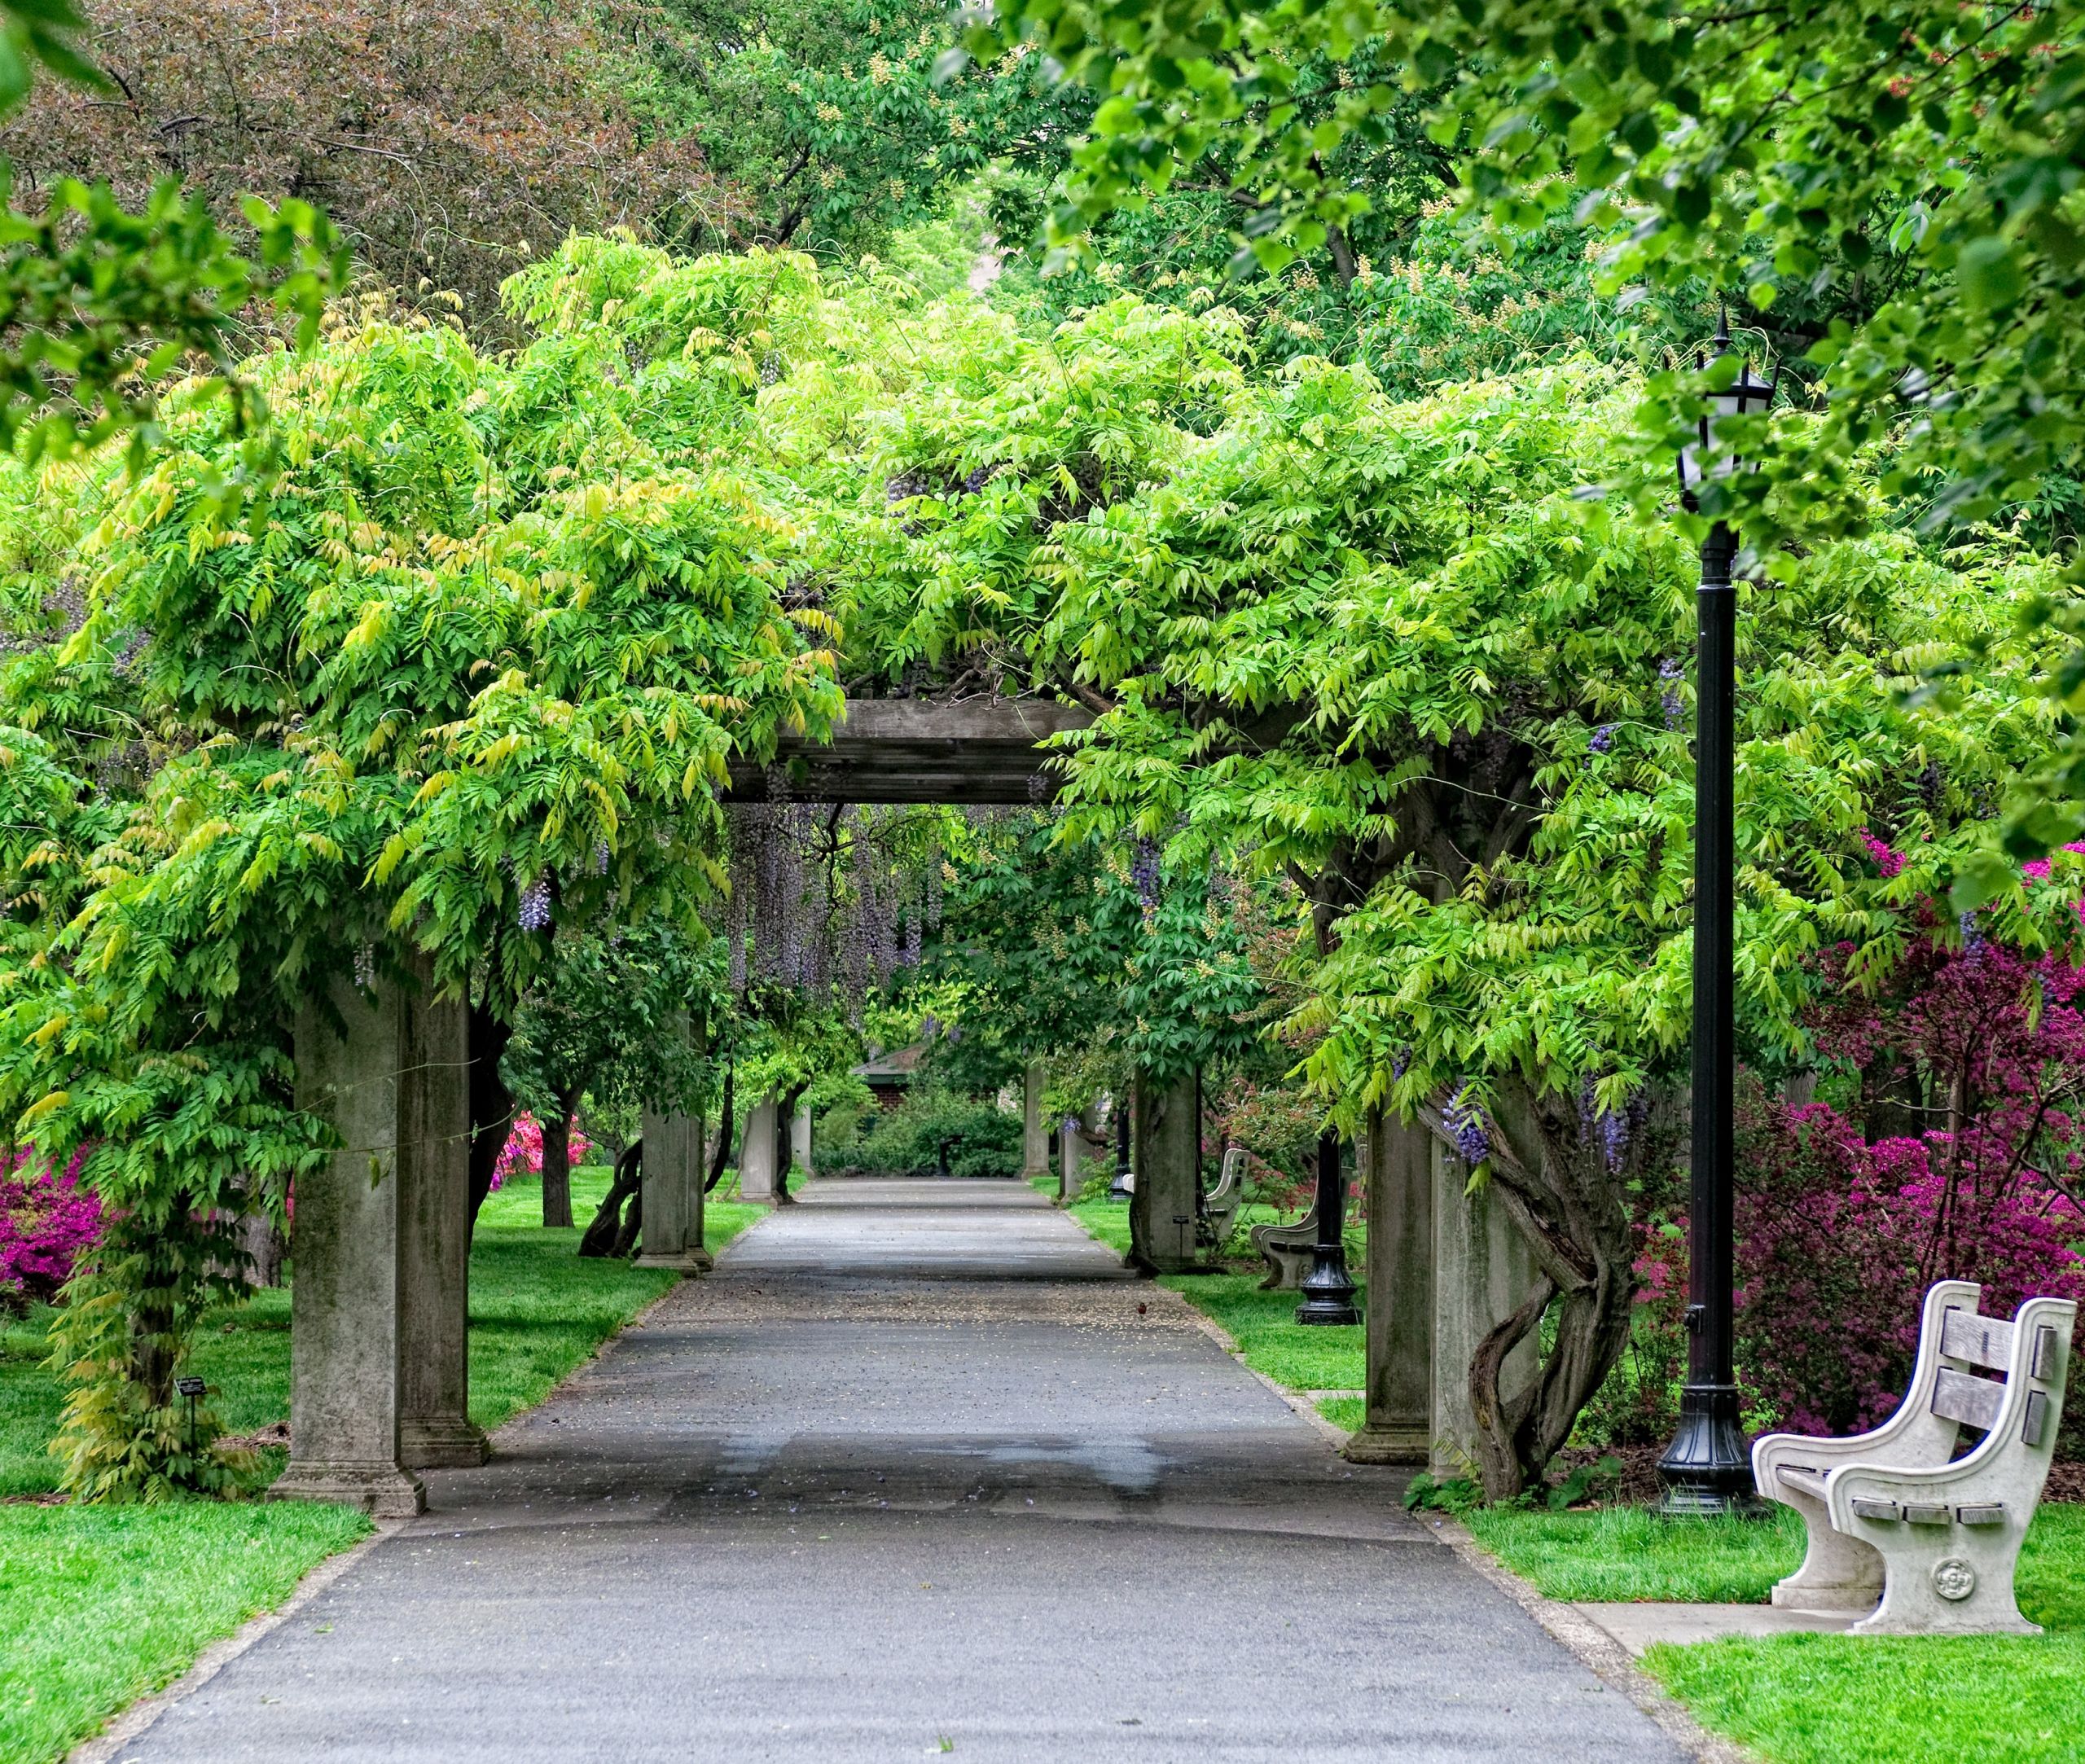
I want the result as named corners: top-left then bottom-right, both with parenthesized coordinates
top-left (725, 697), bottom-right (1094, 805)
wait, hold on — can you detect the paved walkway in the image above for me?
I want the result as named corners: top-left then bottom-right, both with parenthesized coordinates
top-left (121, 1178), bottom-right (1687, 1762)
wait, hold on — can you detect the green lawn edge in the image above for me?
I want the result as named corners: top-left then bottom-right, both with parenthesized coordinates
top-left (0, 1162), bottom-right (766, 1764)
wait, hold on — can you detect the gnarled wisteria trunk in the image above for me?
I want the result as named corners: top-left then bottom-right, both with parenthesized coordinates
top-left (1421, 1076), bottom-right (1676, 1501)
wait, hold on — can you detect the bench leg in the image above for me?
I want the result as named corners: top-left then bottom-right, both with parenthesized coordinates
top-left (1771, 1485), bottom-right (1883, 1613)
top-left (1851, 1519), bottom-right (2039, 1637)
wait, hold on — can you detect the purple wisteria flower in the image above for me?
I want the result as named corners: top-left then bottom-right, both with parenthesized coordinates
top-left (1443, 1087), bottom-right (1490, 1165)
top-left (518, 874), bottom-right (554, 932)
top-left (1589, 724), bottom-right (1616, 755)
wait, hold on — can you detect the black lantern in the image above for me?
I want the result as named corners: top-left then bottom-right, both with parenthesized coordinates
top-left (1657, 313), bottom-right (1775, 1516)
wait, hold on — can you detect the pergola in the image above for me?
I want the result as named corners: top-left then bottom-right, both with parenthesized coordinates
top-left (272, 696), bottom-right (1508, 1516)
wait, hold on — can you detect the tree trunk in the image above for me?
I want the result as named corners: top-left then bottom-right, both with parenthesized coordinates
top-left (467, 1001), bottom-right (516, 1231)
top-left (239, 1209), bottom-right (285, 1287)
top-left (774, 1083), bottom-right (805, 1205)
top-left (704, 1062), bottom-right (735, 1194)
top-left (578, 1140), bottom-right (643, 1259)
top-left (541, 1094), bottom-right (577, 1230)
top-left (1424, 1074), bottom-right (1657, 1501)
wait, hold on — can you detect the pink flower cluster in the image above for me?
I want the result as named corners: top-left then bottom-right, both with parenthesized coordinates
top-left (1856, 827), bottom-right (1905, 879)
top-left (0, 1147), bottom-right (102, 1310)
top-left (490, 1112), bottom-right (591, 1191)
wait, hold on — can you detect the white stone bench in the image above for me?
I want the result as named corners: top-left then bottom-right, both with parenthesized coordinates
top-left (1753, 1279), bottom-right (2074, 1635)
top-left (1197, 1146), bottom-right (1248, 1252)
top-left (1251, 1191), bottom-right (1317, 1290)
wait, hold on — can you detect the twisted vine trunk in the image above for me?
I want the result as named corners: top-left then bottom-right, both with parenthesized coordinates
top-left (467, 1002), bottom-right (515, 1232)
top-left (578, 1140), bottom-right (643, 1259)
top-left (1423, 1075), bottom-right (1650, 1501)
top-left (704, 1063), bottom-right (735, 1194)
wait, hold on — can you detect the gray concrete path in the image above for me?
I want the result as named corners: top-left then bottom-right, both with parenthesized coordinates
top-left (121, 1178), bottom-right (1687, 1762)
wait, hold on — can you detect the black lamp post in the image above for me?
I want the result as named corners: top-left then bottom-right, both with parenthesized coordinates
top-left (1657, 314), bottom-right (1775, 1516)
top-left (1110, 1094), bottom-right (1133, 1200)
top-left (1297, 1129), bottom-right (1360, 1326)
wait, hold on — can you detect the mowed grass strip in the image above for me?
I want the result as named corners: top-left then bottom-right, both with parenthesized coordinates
top-left (1462, 1503), bottom-right (1807, 1604)
top-left (0, 1500), bottom-right (371, 1764)
top-left (1645, 1506), bottom-right (2085, 1764)
top-left (1064, 1196), bottom-right (1367, 1392)
top-left (1464, 1499), bottom-right (2085, 1764)
top-left (0, 1161), bottom-right (762, 1764)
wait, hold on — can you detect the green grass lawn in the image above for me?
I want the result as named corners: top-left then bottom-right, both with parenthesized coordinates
top-left (0, 1161), bottom-right (765, 1764)
top-left (1464, 1499), bottom-right (2085, 1764)
top-left (0, 1500), bottom-right (371, 1764)
top-left (1064, 1196), bottom-right (1367, 1393)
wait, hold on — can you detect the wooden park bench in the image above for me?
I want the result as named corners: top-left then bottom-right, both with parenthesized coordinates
top-left (1752, 1279), bottom-right (2074, 1635)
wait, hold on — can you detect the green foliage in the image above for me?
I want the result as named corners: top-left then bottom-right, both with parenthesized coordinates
top-left (819, 1086), bottom-right (1021, 1178)
top-left (635, 0), bottom-right (1079, 259)
top-left (969, 0), bottom-right (2085, 854)
top-left (933, 814), bottom-right (1275, 1090)
top-left (0, 245), bottom-right (858, 1496)
top-left (0, 0), bottom-right (343, 467)
top-left (503, 925), bottom-right (725, 1128)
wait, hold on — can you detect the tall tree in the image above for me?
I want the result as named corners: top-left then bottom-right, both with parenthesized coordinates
top-left (6, 0), bottom-right (722, 330)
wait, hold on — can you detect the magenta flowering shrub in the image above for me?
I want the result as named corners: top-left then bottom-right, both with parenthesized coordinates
top-left (491, 1112), bottom-right (592, 1191)
top-left (1734, 1100), bottom-right (2085, 1435)
top-left (0, 1148), bottom-right (103, 1310)
top-left (1733, 918), bottom-right (2085, 1437)
top-left (1593, 915), bottom-right (2085, 1450)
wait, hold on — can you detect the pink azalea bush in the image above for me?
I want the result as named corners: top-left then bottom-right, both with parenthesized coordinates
top-left (0, 1147), bottom-right (102, 1311)
top-left (490, 1112), bottom-right (591, 1191)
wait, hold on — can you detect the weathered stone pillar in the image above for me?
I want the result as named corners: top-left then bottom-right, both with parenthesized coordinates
top-left (1129, 1071), bottom-right (1199, 1273)
top-left (1431, 1136), bottom-right (1539, 1478)
top-left (1345, 1109), bottom-right (1433, 1466)
top-left (738, 1094), bottom-right (781, 1203)
top-left (1058, 1107), bottom-right (1087, 1201)
top-left (398, 979), bottom-right (486, 1469)
top-left (790, 1100), bottom-right (814, 1178)
top-left (275, 975), bottom-right (426, 1516)
top-left (638, 1101), bottom-right (710, 1274)
top-left (1021, 1061), bottom-right (1050, 1182)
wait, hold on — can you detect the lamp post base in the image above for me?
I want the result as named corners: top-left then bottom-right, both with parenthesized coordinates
top-left (1657, 1381), bottom-right (1766, 1516)
top-left (1297, 1248), bottom-right (1360, 1327)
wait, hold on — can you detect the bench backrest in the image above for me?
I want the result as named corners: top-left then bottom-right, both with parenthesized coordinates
top-left (1928, 1295), bottom-right (2074, 1455)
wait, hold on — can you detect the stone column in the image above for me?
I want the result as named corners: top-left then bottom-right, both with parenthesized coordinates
top-left (1431, 1136), bottom-right (1539, 1478)
top-left (738, 1094), bottom-right (781, 1203)
top-left (398, 978), bottom-right (487, 1469)
top-left (790, 1100), bottom-right (814, 1178)
top-left (274, 975), bottom-right (427, 1517)
top-left (1345, 1108), bottom-right (1433, 1466)
top-left (1021, 1060), bottom-right (1050, 1182)
top-left (638, 1102), bottom-right (711, 1274)
top-left (1128, 1070), bottom-right (1199, 1273)
top-left (1058, 1108), bottom-right (1086, 1202)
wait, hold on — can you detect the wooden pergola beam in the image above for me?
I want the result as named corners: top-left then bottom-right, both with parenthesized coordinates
top-left (725, 697), bottom-right (1095, 805)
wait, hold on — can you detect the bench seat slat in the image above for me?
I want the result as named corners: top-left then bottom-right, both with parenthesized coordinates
top-left (1940, 1309), bottom-right (2014, 1370)
top-left (1931, 1366), bottom-right (2006, 1431)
